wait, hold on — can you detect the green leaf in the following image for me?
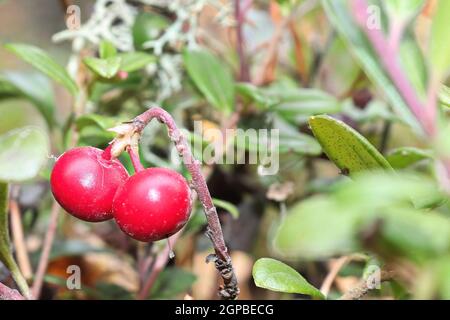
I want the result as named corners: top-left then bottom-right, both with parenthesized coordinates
top-left (99, 40), bottom-right (117, 59)
top-left (334, 171), bottom-right (444, 211)
top-left (75, 114), bottom-right (118, 131)
top-left (252, 258), bottom-right (325, 299)
top-left (278, 133), bottom-right (322, 155)
top-left (399, 37), bottom-right (428, 98)
top-left (343, 100), bottom-right (400, 123)
top-left (212, 198), bottom-right (239, 219)
top-left (321, 0), bottom-right (422, 134)
top-left (0, 126), bottom-right (49, 182)
top-left (379, 207), bottom-right (450, 261)
top-left (48, 240), bottom-right (108, 260)
top-left (75, 114), bottom-right (119, 148)
top-left (308, 115), bottom-right (392, 174)
top-left (0, 183), bottom-right (30, 298)
top-left (5, 43), bottom-right (78, 96)
top-left (384, 0), bottom-right (424, 20)
top-left (235, 82), bottom-right (278, 109)
top-left (386, 147), bottom-right (433, 169)
top-left (274, 196), bottom-right (360, 259)
top-left (118, 52), bottom-right (156, 73)
top-left (150, 267), bottom-right (197, 299)
top-left (439, 85), bottom-right (450, 108)
top-left (268, 87), bottom-right (342, 123)
top-left (132, 12), bottom-right (170, 51)
top-left (430, 0), bottom-right (450, 78)
top-left (275, 171), bottom-right (448, 261)
top-left (184, 49), bottom-right (235, 114)
top-left (93, 282), bottom-right (133, 300)
top-left (83, 57), bottom-right (122, 79)
top-left (0, 72), bottom-right (56, 128)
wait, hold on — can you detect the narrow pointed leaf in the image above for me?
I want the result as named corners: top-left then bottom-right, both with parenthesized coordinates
top-left (184, 49), bottom-right (235, 114)
top-left (5, 43), bottom-right (78, 96)
top-left (0, 72), bottom-right (56, 128)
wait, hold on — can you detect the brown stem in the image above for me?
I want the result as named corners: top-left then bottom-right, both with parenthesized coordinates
top-left (235, 0), bottom-right (251, 82)
top-left (320, 256), bottom-right (350, 297)
top-left (0, 282), bottom-right (25, 300)
top-left (253, 0), bottom-right (318, 85)
top-left (121, 106), bottom-right (239, 300)
top-left (31, 201), bottom-right (60, 299)
top-left (339, 270), bottom-right (395, 300)
top-left (9, 197), bottom-right (33, 281)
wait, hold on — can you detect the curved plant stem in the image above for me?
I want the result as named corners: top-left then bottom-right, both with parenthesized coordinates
top-left (115, 106), bottom-right (239, 300)
top-left (31, 201), bottom-right (60, 299)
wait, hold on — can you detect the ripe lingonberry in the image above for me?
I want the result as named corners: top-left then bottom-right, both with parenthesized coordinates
top-left (112, 167), bottom-right (191, 242)
top-left (51, 146), bottom-right (128, 222)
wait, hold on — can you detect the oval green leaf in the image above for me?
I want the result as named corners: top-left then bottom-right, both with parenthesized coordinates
top-left (253, 258), bottom-right (325, 299)
top-left (5, 43), bottom-right (78, 96)
top-left (273, 197), bottom-right (359, 259)
top-left (184, 49), bottom-right (235, 114)
top-left (308, 115), bottom-right (392, 174)
top-left (0, 126), bottom-right (49, 182)
top-left (83, 57), bottom-right (122, 79)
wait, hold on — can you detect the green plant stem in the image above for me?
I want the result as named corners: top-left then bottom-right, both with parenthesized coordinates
top-left (0, 183), bottom-right (32, 299)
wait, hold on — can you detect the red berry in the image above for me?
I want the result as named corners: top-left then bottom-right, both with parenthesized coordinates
top-left (50, 146), bottom-right (128, 222)
top-left (112, 167), bottom-right (192, 242)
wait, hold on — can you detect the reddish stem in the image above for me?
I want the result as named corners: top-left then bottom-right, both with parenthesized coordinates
top-left (351, 0), bottom-right (436, 137)
top-left (235, 0), bottom-right (251, 82)
top-left (31, 201), bottom-right (60, 299)
top-left (129, 106), bottom-right (239, 299)
top-left (127, 147), bottom-right (145, 173)
top-left (137, 232), bottom-right (181, 300)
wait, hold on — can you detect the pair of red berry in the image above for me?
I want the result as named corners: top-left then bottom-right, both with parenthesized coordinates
top-left (50, 146), bottom-right (191, 242)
